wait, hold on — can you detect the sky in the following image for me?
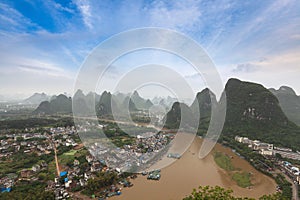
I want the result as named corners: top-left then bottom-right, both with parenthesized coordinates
top-left (0, 0), bottom-right (300, 100)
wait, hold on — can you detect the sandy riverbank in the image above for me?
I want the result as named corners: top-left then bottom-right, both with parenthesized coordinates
top-left (111, 137), bottom-right (277, 200)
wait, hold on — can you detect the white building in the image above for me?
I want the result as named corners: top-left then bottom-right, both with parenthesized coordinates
top-left (259, 149), bottom-right (273, 156)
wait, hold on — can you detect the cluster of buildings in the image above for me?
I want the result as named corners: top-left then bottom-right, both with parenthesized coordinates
top-left (88, 131), bottom-right (174, 172)
top-left (0, 132), bottom-right (49, 158)
top-left (50, 127), bottom-right (78, 148)
top-left (234, 135), bottom-right (300, 188)
top-left (0, 173), bottom-right (17, 193)
top-left (0, 126), bottom-right (78, 160)
top-left (135, 132), bottom-right (172, 153)
top-left (1, 122), bottom-right (170, 198)
top-left (0, 126), bottom-right (78, 195)
top-left (20, 161), bottom-right (48, 179)
top-left (234, 136), bottom-right (300, 160)
top-left (46, 152), bottom-right (132, 199)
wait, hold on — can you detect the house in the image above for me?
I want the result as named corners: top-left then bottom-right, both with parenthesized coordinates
top-left (235, 136), bottom-right (243, 143)
top-left (0, 140), bottom-right (8, 146)
top-left (84, 172), bottom-right (92, 180)
top-left (74, 159), bottom-right (80, 166)
top-left (91, 161), bottom-right (102, 172)
top-left (259, 149), bottom-right (273, 156)
top-left (40, 161), bottom-right (48, 168)
top-left (79, 179), bottom-right (85, 186)
top-left (20, 169), bottom-right (33, 178)
top-left (65, 180), bottom-right (72, 188)
top-left (32, 164), bottom-right (41, 172)
top-left (253, 142), bottom-right (273, 151)
top-left (20, 141), bottom-right (27, 146)
top-left (86, 154), bottom-right (94, 163)
top-left (234, 136), bottom-right (251, 144)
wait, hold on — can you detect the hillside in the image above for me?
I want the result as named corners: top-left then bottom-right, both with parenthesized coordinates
top-left (23, 93), bottom-right (50, 105)
top-left (33, 94), bottom-right (72, 114)
top-left (72, 90), bottom-right (100, 116)
top-left (269, 86), bottom-right (300, 126)
top-left (222, 79), bottom-right (300, 150)
top-left (122, 96), bottom-right (138, 112)
top-left (164, 102), bottom-right (197, 130)
top-left (96, 91), bottom-right (119, 117)
top-left (165, 78), bottom-right (300, 150)
top-left (130, 91), bottom-right (153, 110)
top-left (190, 88), bottom-right (217, 120)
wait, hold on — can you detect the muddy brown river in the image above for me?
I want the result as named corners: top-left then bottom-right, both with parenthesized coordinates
top-left (111, 137), bottom-right (277, 200)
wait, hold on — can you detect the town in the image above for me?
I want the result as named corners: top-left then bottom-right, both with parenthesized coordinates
top-left (1, 121), bottom-right (300, 200)
top-left (0, 122), bottom-right (175, 199)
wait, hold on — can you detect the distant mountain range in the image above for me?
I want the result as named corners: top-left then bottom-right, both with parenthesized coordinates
top-left (31, 78), bottom-right (300, 150)
top-left (33, 94), bottom-right (72, 114)
top-left (23, 93), bottom-right (50, 105)
top-left (34, 90), bottom-right (166, 117)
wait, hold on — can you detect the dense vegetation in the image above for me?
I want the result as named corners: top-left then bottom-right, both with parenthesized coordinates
top-left (190, 88), bottom-right (217, 120)
top-left (274, 174), bottom-right (293, 200)
top-left (232, 172), bottom-right (252, 188)
top-left (213, 151), bottom-right (252, 188)
top-left (183, 185), bottom-right (281, 200)
top-left (214, 152), bottom-right (235, 171)
top-left (0, 117), bottom-right (74, 130)
top-left (221, 136), bottom-right (293, 199)
top-left (82, 171), bottom-right (118, 196)
top-left (165, 78), bottom-right (300, 151)
top-left (270, 86), bottom-right (300, 126)
top-left (0, 181), bottom-right (55, 200)
top-left (0, 150), bottom-right (54, 177)
top-left (164, 102), bottom-right (197, 129)
top-left (223, 78), bottom-right (300, 151)
top-left (34, 94), bottom-right (72, 114)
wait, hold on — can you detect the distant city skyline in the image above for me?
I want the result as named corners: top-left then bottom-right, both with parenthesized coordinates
top-left (0, 0), bottom-right (300, 98)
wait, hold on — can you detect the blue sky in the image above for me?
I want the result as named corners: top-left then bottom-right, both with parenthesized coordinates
top-left (0, 0), bottom-right (299, 99)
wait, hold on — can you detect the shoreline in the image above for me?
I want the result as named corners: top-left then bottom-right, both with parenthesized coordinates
top-left (111, 137), bottom-right (277, 200)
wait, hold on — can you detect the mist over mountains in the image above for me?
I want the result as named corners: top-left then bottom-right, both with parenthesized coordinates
top-left (23, 93), bottom-right (50, 105)
top-left (33, 90), bottom-right (176, 116)
top-left (30, 78), bottom-right (300, 150)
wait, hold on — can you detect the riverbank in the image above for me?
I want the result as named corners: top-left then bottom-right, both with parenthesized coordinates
top-left (111, 137), bottom-right (276, 200)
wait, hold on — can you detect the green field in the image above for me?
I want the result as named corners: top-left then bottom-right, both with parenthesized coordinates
top-left (48, 148), bottom-right (87, 174)
top-left (214, 151), bottom-right (252, 188)
top-left (63, 149), bottom-right (78, 156)
top-left (213, 152), bottom-right (235, 171)
top-left (232, 172), bottom-right (252, 188)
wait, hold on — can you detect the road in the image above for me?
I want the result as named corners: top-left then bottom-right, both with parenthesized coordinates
top-left (292, 179), bottom-right (299, 200)
top-left (281, 171), bottom-right (299, 200)
top-left (296, 184), bottom-right (299, 200)
top-left (54, 143), bottom-right (60, 176)
top-left (47, 135), bottom-right (60, 176)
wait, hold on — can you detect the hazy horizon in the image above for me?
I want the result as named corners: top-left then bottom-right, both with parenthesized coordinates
top-left (1, 1), bottom-right (300, 100)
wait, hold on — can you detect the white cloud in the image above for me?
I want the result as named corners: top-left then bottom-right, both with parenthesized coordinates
top-left (0, 57), bottom-right (75, 96)
top-left (232, 63), bottom-right (259, 73)
top-left (222, 49), bottom-right (300, 94)
top-left (73, 0), bottom-right (93, 29)
top-left (146, 0), bottom-right (202, 32)
top-left (53, 2), bottom-right (75, 14)
top-left (0, 0), bottom-right (299, 98)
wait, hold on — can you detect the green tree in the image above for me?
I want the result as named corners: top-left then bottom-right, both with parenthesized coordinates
top-left (183, 185), bottom-right (281, 200)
